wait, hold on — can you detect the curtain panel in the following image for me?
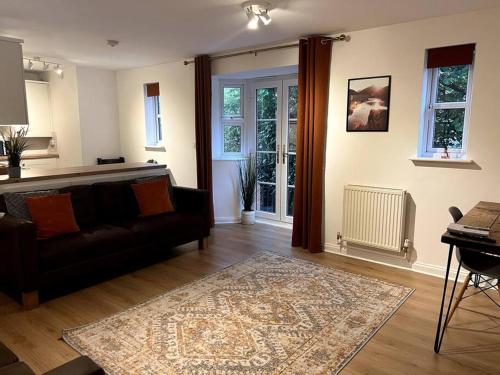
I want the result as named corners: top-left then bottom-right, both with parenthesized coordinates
top-left (194, 55), bottom-right (215, 227)
top-left (292, 37), bottom-right (333, 252)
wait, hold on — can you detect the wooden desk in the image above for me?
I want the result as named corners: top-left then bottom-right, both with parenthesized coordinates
top-left (435, 201), bottom-right (500, 353)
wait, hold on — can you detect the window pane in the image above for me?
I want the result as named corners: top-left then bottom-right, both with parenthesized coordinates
top-left (432, 108), bottom-right (465, 149)
top-left (287, 187), bottom-right (295, 217)
top-left (257, 120), bottom-right (276, 151)
top-left (288, 85), bottom-right (298, 119)
top-left (256, 87), bottom-right (277, 120)
top-left (223, 87), bottom-right (241, 117)
top-left (258, 183), bottom-right (276, 213)
top-left (223, 125), bottom-right (241, 153)
top-left (287, 154), bottom-right (296, 186)
top-left (288, 120), bottom-right (297, 153)
top-left (256, 153), bottom-right (276, 183)
top-left (436, 65), bottom-right (469, 103)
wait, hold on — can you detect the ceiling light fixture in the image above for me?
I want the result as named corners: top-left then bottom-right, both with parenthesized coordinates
top-left (22, 57), bottom-right (64, 78)
top-left (242, 1), bottom-right (273, 30)
top-left (54, 64), bottom-right (63, 76)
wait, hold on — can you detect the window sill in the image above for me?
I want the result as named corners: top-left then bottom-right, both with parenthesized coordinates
top-left (145, 145), bottom-right (166, 152)
top-left (213, 156), bottom-right (246, 161)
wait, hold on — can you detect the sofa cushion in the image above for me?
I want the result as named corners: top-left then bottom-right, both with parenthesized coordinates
top-left (25, 193), bottom-right (80, 240)
top-left (0, 362), bottom-right (35, 375)
top-left (3, 190), bottom-right (58, 220)
top-left (135, 175), bottom-right (177, 210)
top-left (38, 225), bottom-right (137, 272)
top-left (131, 178), bottom-right (175, 217)
top-left (0, 341), bottom-right (18, 368)
top-left (59, 185), bottom-right (98, 228)
top-left (118, 212), bottom-right (205, 244)
top-left (93, 180), bottom-right (139, 223)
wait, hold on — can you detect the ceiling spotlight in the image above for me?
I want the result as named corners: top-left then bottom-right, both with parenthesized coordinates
top-left (54, 64), bottom-right (63, 76)
top-left (242, 1), bottom-right (272, 30)
top-left (247, 11), bottom-right (259, 30)
top-left (107, 39), bottom-right (120, 47)
top-left (259, 11), bottom-right (272, 26)
top-left (27, 59), bottom-right (34, 70)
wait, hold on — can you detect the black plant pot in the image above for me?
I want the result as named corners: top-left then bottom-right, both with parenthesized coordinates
top-left (8, 166), bottom-right (21, 179)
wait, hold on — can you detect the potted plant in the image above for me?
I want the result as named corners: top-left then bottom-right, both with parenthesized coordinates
top-left (0, 127), bottom-right (29, 178)
top-left (238, 154), bottom-right (257, 225)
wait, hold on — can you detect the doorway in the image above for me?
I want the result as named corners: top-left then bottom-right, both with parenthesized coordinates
top-left (253, 78), bottom-right (298, 223)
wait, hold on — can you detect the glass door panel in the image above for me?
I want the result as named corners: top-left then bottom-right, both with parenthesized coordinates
top-left (281, 80), bottom-right (298, 223)
top-left (255, 82), bottom-right (281, 220)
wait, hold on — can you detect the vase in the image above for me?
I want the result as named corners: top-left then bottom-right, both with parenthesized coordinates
top-left (241, 210), bottom-right (256, 225)
top-left (8, 167), bottom-right (21, 179)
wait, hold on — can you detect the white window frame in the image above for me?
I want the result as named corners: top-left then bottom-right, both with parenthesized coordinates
top-left (419, 64), bottom-right (473, 159)
top-left (220, 82), bottom-right (245, 158)
top-left (143, 84), bottom-right (163, 148)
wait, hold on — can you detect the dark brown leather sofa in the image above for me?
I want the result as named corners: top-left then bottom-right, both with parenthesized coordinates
top-left (0, 179), bottom-right (210, 309)
top-left (0, 340), bottom-right (103, 375)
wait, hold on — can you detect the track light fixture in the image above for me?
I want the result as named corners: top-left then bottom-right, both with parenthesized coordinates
top-left (242, 1), bottom-right (273, 30)
top-left (23, 57), bottom-right (64, 78)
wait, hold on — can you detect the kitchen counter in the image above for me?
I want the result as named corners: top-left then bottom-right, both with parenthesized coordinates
top-left (0, 153), bottom-right (59, 162)
top-left (0, 163), bottom-right (167, 188)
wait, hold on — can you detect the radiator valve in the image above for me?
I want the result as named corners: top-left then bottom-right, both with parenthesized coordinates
top-left (403, 239), bottom-right (411, 251)
top-left (336, 232), bottom-right (342, 245)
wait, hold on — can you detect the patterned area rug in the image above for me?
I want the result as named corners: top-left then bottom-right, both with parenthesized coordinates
top-left (63, 252), bottom-right (413, 374)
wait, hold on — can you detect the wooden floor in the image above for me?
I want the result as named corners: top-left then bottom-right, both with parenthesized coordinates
top-left (0, 224), bottom-right (499, 374)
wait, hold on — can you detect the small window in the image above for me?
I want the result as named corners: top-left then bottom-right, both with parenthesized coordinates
top-left (144, 82), bottom-right (162, 147)
top-left (220, 83), bottom-right (244, 156)
top-left (222, 86), bottom-right (243, 118)
top-left (419, 44), bottom-right (475, 159)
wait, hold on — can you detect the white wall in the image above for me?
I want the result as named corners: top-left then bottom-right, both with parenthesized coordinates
top-left (325, 7), bottom-right (500, 273)
top-left (208, 7), bottom-right (500, 276)
top-left (47, 66), bottom-right (83, 167)
top-left (116, 62), bottom-right (197, 187)
top-left (76, 67), bottom-right (121, 165)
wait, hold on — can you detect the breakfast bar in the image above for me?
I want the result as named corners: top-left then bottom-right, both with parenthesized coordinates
top-left (0, 163), bottom-right (170, 193)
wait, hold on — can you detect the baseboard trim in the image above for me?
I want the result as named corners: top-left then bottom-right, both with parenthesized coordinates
top-left (324, 243), bottom-right (468, 282)
top-left (215, 216), bottom-right (240, 224)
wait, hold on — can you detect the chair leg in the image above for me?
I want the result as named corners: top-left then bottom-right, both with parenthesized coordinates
top-left (446, 272), bottom-right (472, 327)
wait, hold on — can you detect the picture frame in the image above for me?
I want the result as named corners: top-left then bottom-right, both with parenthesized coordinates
top-left (346, 75), bottom-right (391, 132)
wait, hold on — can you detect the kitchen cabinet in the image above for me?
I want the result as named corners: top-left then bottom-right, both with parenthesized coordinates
top-left (0, 37), bottom-right (28, 126)
top-left (25, 81), bottom-right (53, 137)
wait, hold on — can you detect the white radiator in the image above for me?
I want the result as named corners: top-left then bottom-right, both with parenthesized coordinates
top-left (342, 185), bottom-right (407, 252)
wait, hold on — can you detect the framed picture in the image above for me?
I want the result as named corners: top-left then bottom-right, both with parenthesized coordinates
top-left (346, 75), bottom-right (391, 132)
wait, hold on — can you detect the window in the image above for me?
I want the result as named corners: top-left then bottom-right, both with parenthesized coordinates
top-left (144, 82), bottom-right (163, 147)
top-left (221, 84), bottom-right (244, 155)
top-left (419, 44), bottom-right (475, 159)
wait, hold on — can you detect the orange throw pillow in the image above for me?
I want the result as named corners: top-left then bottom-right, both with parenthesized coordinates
top-left (25, 193), bottom-right (80, 239)
top-left (131, 178), bottom-right (175, 217)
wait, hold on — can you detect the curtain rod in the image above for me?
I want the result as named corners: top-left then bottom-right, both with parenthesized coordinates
top-left (183, 34), bottom-right (347, 66)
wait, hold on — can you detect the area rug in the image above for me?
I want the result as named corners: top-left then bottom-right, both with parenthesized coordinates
top-left (63, 251), bottom-right (414, 374)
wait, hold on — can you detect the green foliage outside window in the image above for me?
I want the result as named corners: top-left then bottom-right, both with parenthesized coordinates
top-left (223, 125), bottom-right (241, 153)
top-left (223, 87), bottom-right (241, 117)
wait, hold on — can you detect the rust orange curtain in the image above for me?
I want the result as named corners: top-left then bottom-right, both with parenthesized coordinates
top-left (292, 37), bottom-right (332, 252)
top-left (195, 55), bottom-right (215, 227)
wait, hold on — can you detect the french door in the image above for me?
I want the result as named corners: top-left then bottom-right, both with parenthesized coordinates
top-left (254, 78), bottom-right (298, 223)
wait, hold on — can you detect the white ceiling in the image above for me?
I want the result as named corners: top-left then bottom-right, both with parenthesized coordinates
top-left (0, 0), bottom-right (499, 70)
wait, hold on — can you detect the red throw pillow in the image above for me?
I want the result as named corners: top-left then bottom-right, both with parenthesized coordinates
top-left (25, 193), bottom-right (80, 239)
top-left (131, 178), bottom-right (175, 217)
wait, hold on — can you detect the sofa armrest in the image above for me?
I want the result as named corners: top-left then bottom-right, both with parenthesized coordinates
top-left (0, 215), bottom-right (39, 296)
top-left (173, 187), bottom-right (209, 216)
top-left (43, 356), bottom-right (104, 375)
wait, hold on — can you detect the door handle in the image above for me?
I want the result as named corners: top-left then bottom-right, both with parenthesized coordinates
top-left (282, 145), bottom-right (287, 164)
top-left (276, 147), bottom-right (280, 164)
